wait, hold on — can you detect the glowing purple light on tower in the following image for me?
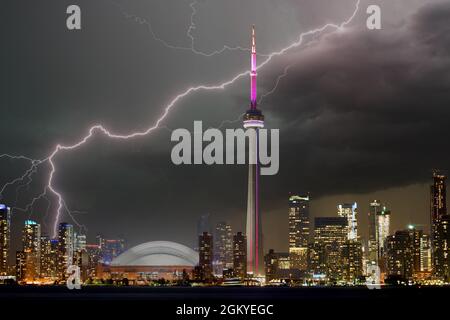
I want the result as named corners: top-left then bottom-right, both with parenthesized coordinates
top-left (250, 25), bottom-right (257, 108)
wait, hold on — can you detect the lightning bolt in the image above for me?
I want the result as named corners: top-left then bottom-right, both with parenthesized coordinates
top-left (258, 64), bottom-right (293, 105)
top-left (1, 0), bottom-right (361, 238)
top-left (109, 0), bottom-right (262, 57)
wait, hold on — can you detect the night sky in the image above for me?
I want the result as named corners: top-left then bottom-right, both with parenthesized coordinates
top-left (1, 0), bottom-right (449, 255)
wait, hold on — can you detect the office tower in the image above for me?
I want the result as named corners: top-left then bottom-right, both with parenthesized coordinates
top-left (244, 26), bottom-right (264, 276)
top-left (40, 235), bottom-right (58, 279)
top-left (420, 234), bottom-right (432, 272)
top-left (289, 195), bottom-right (310, 248)
top-left (368, 201), bottom-right (391, 266)
top-left (73, 248), bottom-right (89, 282)
top-left (198, 232), bottom-right (213, 280)
top-left (408, 225), bottom-right (423, 274)
top-left (307, 242), bottom-right (325, 276)
top-left (430, 171), bottom-right (448, 279)
top-left (288, 195), bottom-right (310, 270)
top-left (233, 232), bottom-right (247, 278)
top-left (0, 204), bottom-right (11, 275)
top-left (213, 222), bottom-right (233, 276)
top-left (74, 232), bottom-right (87, 252)
top-left (85, 244), bottom-right (102, 278)
top-left (368, 200), bottom-right (381, 264)
top-left (337, 203), bottom-right (358, 241)
top-left (436, 215), bottom-right (450, 280)
top-left (57, 222), bottom-right (74, 279)
top-left (289, 247), bottom-right (308, 271)
top-left (314, 217), bottom-right (347, 281)
top-left (341, 240), bottom-right (363, 284)
top-left (22, 220), bottom-right (41, 280)
top-left (377, 206), bottom-right (391, 258)
top-left (264, 249), bottom-right (290, 282)
top-left (101, 239), bottom-right (126, 264)
top-left (386, 230), bottom-right (414, 280)
top-left (40, 235), bottom-right (51, 278)
top-left (15, 251), bottom-right (26, 281)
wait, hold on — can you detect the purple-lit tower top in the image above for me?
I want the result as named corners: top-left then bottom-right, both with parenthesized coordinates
top-left (244, 25), bottom-right (264, 129)
top-left (250, 25), bottom-right (257, 108)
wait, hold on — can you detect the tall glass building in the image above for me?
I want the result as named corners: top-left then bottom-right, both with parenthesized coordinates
top-left (430, 171), bottom-right (448, 278)
top-left (289, 195), bottom-right (310, 270)
top-left (57, 222), bottom-right (74, 279)
top-left (0, 204), bottom-right (11, 275)
top-left (22, 220), bottom-right (41, 280)
top-left (337, 203), bottom-right (358, 241)
top-left (213, 222), bottom-right (233, 276)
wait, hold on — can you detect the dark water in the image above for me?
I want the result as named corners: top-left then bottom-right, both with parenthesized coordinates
top-left (0, 286), bottom-right (444, 318)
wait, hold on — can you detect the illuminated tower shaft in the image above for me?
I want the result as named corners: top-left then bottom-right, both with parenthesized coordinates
top-left (243, 26), bottom-right (264, 276)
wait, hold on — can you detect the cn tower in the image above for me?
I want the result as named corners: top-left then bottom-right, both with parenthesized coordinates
top-left (243, 26), bottom-right (264, 276)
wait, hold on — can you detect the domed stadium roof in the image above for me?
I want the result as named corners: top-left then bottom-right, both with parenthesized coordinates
top-left (111, 241), bottom-right (198, 267)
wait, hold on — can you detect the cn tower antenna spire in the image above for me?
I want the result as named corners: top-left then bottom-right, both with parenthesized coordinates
top-left (250, 25), bottom-right (257, 109)
top-left (243, 25), bottom-right (264, 277)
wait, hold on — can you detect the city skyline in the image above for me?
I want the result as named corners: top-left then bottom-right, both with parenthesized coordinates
top-left (2, 0), bottom-right (450, 263)
top-left (1, 169), bottom-right (446, 284)
top-left (1, 171), bottom-right (447, 258)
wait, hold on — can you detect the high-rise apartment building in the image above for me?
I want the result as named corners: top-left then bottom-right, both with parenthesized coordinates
top-left (314, 217), bottom-right (347, 281)
top-left (22, 220), bottom-right (41, 280)
top-left (0, 204), bottom-right (11, 275)
top-left (213, 222), bottom-right (233, 276)
top-left (233, 232), bottom-right (247, 279)
top-left (198, 232), bottom-right (213, 280)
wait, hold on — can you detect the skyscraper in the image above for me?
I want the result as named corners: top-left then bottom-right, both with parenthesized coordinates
top-left (85, 244), bottom-right (102, 278)
top-left (213, 222), bottom-right (233, 276)
top-left (337, 203), bottom-right (358, 240)
top-left (341, 240), bottom-right (363, 284)
top-left (74, 232), bottom-right (87, 252)
top-left (198, 232), bottom-right (213, 280)
top-left (40, 236), bottom-right (58, 279)
top-left (289, 195), bottom-right (310, 248)
top-left (386, 230), bottom-right (414, 280)
top-left (377, 206), bottom-right (391, 258)
top-left (15, 251), bottom-right (26, 281)
top-left (435, 214), bottom-right (450, 280)
top-left (22, 220), bottom-right (41, 280)
top-left (314, 217), bottom-right (347, 281)
top-left (368, 200), bottom-right (391, 266)
top-left (233, 232), bottom-right (247, 279)
top-left (243, 26), bottom-right (264, 276)
top-left (430, 171), bottom-right (448, 278)
top-left (0, 204), bottom-right (11, 275)
top-left (420, 234), bottom-right (432, 272)
top-left (57, 222), bottom-right (74, 279)
top-left (289, 195), bottom-right (310, 271)
top-left (368, 200), bottom-right (382, 264)
top-left (408, 225), bottom-right (423, 274)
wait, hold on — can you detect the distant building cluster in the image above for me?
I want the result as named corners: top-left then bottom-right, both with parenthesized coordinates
top-left (0, 213), bottom-right (125, 284)
top-left (193, 171), bottom-right (449, 286)
top-left (0, 171), bottom-right (448, 286)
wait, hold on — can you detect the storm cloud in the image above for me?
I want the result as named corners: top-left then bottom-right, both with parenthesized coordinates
top-left (1, 0), bottom-right (449, 252)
